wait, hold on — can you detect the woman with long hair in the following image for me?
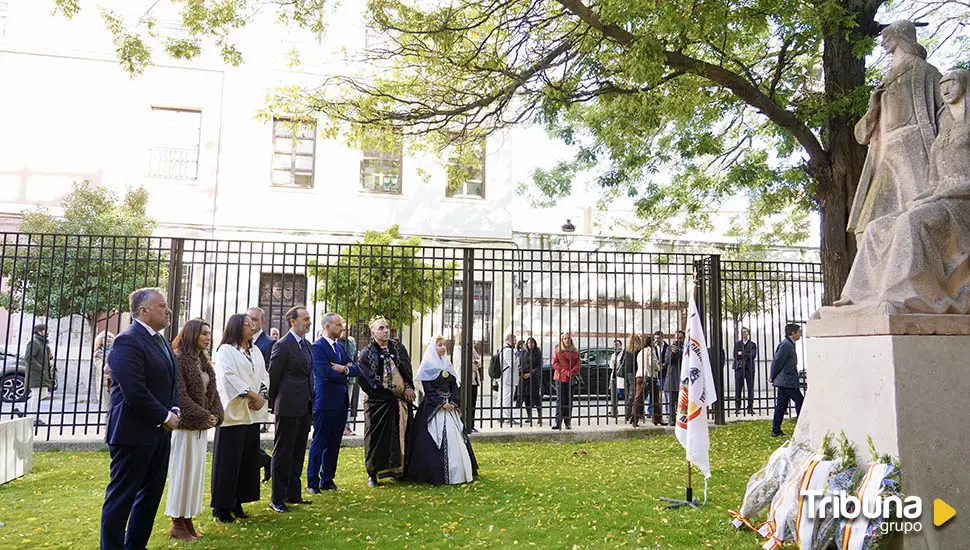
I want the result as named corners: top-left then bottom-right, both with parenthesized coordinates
top-left (623, 334), bottom-right (641, 424)
top-left (519, 337), bottom-right (543, 425)
top-left (165, 319), bottom-right (223, 541)
top-left (210, 313), bottom-right (270, 523)
top-left (551, 333), bottom-right (580, 430)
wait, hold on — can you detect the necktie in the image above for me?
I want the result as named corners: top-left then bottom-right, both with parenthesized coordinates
top-left (299, 338), bottom-right (312, 365)
top-left (153, 333), bottom-right (173, 367)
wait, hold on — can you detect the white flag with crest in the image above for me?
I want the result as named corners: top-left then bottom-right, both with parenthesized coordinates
top-left (675, 290), bottom-right (718, 478)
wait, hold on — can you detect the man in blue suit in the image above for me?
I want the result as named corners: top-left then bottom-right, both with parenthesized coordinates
top-left (769, 323), bottom-right (803, 437)
top-left (100, 288), bottom-right (180, 550)
top-left (307, 312), bottom-right (360, 493)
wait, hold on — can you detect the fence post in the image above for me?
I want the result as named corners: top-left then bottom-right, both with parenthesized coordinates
top-left (707, 254), bottom-right (726, 425)
top-left (165, 238), bottom-right (185, 341)
top-left (460, 248), bottom-right (476, 433)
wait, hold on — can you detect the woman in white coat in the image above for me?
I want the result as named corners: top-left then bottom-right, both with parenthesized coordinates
top-left (210, 313), bottom-right (270, 523)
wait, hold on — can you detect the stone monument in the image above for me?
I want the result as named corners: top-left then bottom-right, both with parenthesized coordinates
top-left (797, 24), bottom-right (966, 550)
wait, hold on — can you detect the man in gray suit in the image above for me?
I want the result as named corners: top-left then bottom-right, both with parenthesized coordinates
top-left (769, 323), bottom-right (803, 437)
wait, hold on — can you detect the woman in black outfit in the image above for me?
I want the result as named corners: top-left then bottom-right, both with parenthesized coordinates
top-left (519, 337), bottom-right (543, 425)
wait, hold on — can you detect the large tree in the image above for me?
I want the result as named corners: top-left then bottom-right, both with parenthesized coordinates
top-left (55, 0), bottom-right (966, 301)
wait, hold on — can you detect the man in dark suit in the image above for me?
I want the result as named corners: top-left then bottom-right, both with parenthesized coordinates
top-left (733, 327), bottom-right (759, 415)
top-left (267, 305), bottom-right (314, 513)
top-left (100, 288), bottom-right (179, 550)
top-left (248, 306), bottom-right (274, 478)
top-left (769, 323), bottom-right (804, 437)
top-left (306, 313), bottom-right (360, 493)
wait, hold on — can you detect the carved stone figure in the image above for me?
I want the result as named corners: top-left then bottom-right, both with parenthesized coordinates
top-left (836, 70), bottom-right (970, 314)
top-left (847, 21), bottom-right (943, 235)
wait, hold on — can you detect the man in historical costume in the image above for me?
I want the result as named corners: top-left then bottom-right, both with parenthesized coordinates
top-left (356, 316), bottom-right (415, 487)
top-left (848, 20), bottom-right (943, 235)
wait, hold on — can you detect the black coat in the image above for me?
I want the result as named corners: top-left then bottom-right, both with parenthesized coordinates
top-left (268, 332), bottom-right (313, 416)
top-left (663, 342), bottom-right (683, 393)
top-left (733, 339), bottom-right (758, 371)
top-left (769, 337), bottom-right (799, 388)
top-left (519, 348), bottom-right (542, 378)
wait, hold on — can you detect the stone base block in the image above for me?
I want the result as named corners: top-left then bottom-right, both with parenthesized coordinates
top-left (0, 417), bottom-right (33, 484)
top-left (797, 315), bottom-right (968, 550)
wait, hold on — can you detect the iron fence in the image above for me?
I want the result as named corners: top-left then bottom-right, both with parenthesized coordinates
top-left (0, 233), bottom-right (822, 440)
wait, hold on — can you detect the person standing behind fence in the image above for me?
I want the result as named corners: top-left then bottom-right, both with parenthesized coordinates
top-left (552, 333), bottom-right (580, 430)
top-left (25, 323), bottom-right (53, 406)
top-left (608, 339), bottom-right (623, 419)
top-left (268, 306), bottom-right (315, 513)
top-left (338, 328), bottom-right (360, 436)
top-left (519, 337), bottom-right (543, 426)
top-left (166, 319), bottom-right (223, 542)
top-left (733, 327), bottom-right (758, 415)
top-left (498, 334), bottom-right (519, 426)
top-left (623, 334), bottom-right (641, 425)
top-left (664, 330), bottom-right (685, 427)
top-left (100, 288), bottom-right (179, 550)
top-left (652, 331), bottom-right (669, 423)
top-left (96, 330), bottom-right (115, 404)
top-left (634, 338), bottom-right (662, 427)
top-left (769, 323), bottom-right (803, 437)
top-left (211, 313), bottom-right (269, 523)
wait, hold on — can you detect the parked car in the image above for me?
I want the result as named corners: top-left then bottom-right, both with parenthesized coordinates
top-left (540, 347), bottom-right (616, 398)
top-left (0, 346), bottom-right (29, 403)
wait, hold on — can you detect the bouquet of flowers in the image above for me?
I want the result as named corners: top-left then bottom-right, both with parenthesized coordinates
top-left (730, 439), bottom-right (813, 532)
top-left (837, 437), bottom-right (901, 550)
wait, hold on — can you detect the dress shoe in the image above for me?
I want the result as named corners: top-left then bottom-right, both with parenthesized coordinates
top-left (212, 509), bottom-right (235, 523)
top-left (564, 424), bottom-right (572, 430)
top-left (287, 499), bottom-right (312, 505)
top-left (367, 476), bottom-right (379, 487)
top-left (551, 424), bottom-right (561, 430)
top-left (771, 431), bottom-right (786, 438)
top-left (322, 482), bottom-right (339, 491)
top-left (747, 408), bottom-right (756, 415)
top-left (307, 487), bottom-right (321, 495)
top-left (232, 503), bottom-right (248, 519)
top-left (269, 502), bottom-right (290, 513)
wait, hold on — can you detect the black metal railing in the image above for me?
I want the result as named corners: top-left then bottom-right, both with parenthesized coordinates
top-left (0, 233), bottom-right (822, 440)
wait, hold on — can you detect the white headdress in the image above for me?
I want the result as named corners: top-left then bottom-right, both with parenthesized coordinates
top-left (415, 337), bottom-right (458, 383)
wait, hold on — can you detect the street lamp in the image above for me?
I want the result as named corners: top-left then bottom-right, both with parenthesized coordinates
top-left (560, 219), bottom-right (576, 248)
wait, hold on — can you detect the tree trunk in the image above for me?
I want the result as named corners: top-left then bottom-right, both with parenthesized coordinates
top-left (815, 4), bottom-right (878, 304)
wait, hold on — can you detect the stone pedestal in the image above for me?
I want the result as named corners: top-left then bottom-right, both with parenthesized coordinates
top-left (798, 313), bottom-right (967, 550)
top-left (0, 417), bottom-right (33, 484)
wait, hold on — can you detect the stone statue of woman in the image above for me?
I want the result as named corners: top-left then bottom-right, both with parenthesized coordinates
top-left (847, 21), bottom-right (943, 234)
top-left (836, 70), bottom-right (970, 314)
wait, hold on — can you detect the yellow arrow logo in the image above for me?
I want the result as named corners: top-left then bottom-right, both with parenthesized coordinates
top-left (934, 499), bottom-right (956, 527)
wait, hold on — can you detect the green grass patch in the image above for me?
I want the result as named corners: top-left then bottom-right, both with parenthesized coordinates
top-left (0, 420), bottom-right (794, 548)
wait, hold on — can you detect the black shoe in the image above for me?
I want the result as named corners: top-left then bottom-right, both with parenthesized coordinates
top-left (232, 504), bottom-right (248, 518)
top-left (287, 498), bottom-right (312, 505)
top-left (551, 424), bottom-right (561, 430)
top-left (307, 487), bottom-right (321, 495)
top-left (471, 428), bottom-right (480, 433)
top-left (213, 509), bottom-right (235, 523)
top-left (367, 476), bottom-right (379, 487)
top-left (269, 502), bottom-right (290, 513)
top-left (771, 431), bottom-right (786, 437)
top-left (565, 424), bottom-right (572, 430)
top-left (322, 482), bottom-right (339, 491)
top-left (747, 409), bottom-right (756, 415)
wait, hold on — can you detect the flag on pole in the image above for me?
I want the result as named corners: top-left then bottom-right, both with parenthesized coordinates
top-left (675, 289), bottom-right (719, 478)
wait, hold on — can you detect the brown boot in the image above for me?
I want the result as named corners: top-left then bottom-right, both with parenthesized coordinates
top-left (170, 517), bottom-right (196, 542)
top-left (185, 516), bottom-right (202, 539)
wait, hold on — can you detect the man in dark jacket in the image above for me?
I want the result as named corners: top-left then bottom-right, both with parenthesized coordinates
top-left (25, 323), bottom-right (53, 395)
top-left (247, 307), bottom-right (274, 478)
top-left (769, 323), bottom-right (803, 437)
top-left (733, 327), bottom-right (758, 415)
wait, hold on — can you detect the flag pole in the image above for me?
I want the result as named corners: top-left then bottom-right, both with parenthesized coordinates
top-left (660, 460), bottom-right (700, 510)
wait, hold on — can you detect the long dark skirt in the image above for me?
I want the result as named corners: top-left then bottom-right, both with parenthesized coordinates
top-left (520, 375), bottom-right (542, 410)
top-left (405, 404), bottom-right (478, 484)
top-left (363, 395), bottom-right (412, 479)
top-left (210, 423), bottom-right (260, 510)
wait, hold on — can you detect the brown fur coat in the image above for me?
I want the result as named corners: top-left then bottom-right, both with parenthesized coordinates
top-left (175, 350), bottom-right (224, 431)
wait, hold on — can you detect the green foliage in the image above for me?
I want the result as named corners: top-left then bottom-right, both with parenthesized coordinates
top-left (720, 252), bottom-right (787, 331)
top-left (306, 225), bottom-right (454, 330)
top-left (2, 181), bottom-right (166, 321)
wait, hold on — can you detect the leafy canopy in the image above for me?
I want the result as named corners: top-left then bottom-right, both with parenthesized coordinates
top-left (3, 181), bottom-right (166, 320)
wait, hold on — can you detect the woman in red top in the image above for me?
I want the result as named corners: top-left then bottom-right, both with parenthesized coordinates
top-left (552, 333), bottom-right (580, 430)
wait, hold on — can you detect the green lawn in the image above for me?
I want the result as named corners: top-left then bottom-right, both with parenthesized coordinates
top-left (0, 420), bottom-right (793, 549)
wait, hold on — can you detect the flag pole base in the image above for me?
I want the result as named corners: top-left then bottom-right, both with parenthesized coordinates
top-left (660, 488), bottom-right (700, 510)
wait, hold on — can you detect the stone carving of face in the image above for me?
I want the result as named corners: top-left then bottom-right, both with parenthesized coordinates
top-left (940, 78), bottom-right (966, 105)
